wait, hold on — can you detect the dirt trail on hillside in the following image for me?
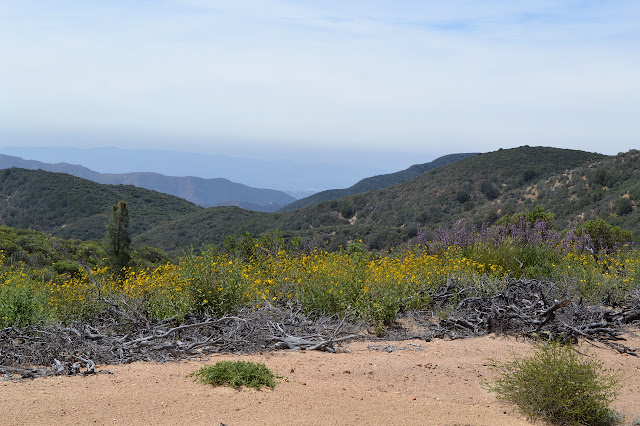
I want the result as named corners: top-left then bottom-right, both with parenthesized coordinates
top-left (2, 333), bottom-right (640, 425)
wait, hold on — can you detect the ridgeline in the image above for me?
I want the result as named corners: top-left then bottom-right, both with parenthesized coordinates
top-left (1, 146), bottom-right (638, 254)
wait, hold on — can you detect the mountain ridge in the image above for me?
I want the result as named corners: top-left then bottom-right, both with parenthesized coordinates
top-left (280, 152), bottom-right (478, 211)
top-left (0, 154), bottom-right (295, 211)
top-left (0, 146), bottom-right (425, 194)
top-left (1, 146), bottom-right (637, 255)
top-left (136, 146), bottom-right (635, 252)
top-left (0, 167), bottom-right (201, 241)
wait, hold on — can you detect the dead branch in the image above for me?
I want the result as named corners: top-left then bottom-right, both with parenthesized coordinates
top-left (0, 306), bottom-right (364, 379)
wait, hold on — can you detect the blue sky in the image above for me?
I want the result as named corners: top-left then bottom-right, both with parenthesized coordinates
top-left (1, 0), bottom-right (639, 159)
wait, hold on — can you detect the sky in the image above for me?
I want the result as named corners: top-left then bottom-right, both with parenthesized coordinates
top-left (1, 1), bottom-right (639, 165)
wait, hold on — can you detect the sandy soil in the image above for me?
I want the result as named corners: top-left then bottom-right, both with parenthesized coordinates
top-left (2, 333), bottom-right (640, 426)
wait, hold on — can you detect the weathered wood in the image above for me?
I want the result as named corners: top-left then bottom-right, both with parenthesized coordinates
top-left (2, 278), bottom-right (638, 380)
top-left (0, 305), bottom-right (363, 379)
top-left (420, 278), bottom-right (638, 355)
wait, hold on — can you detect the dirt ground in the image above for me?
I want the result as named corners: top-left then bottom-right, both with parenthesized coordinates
top-left (2, 332), bottom-right (640, 426)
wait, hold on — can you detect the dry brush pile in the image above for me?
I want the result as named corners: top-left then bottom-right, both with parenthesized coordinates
top-left (2, 214), bottom-right (640, 379)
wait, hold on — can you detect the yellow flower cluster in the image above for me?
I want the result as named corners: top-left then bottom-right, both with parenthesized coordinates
top-left (554, 250), bottom-right (640, 299)
top-left (1, 245), bottom-right (639, 327)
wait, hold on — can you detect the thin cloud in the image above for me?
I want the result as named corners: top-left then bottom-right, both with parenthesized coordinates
top-left (0, 0), bottom-right (638, 155)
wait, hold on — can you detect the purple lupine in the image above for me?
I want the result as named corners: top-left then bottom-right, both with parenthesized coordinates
top-left (416, 223), bottom-right (428, 247)
top-left (415, 209), bottom-right (630, 258)
top-left (453, 218), bottom-right (468, 247)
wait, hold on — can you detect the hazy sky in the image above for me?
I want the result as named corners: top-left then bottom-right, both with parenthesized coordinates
top-left (1, 0), bottom-right (639, 158)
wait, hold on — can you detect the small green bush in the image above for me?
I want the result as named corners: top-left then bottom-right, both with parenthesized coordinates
top-left (51, 260), bottom-right (83, 276)
top-left (189, 361), bottom-right (277, 390)
top-left (0, 280), bottom-right (49, 327)
top-left (484, 342), bottom-right (622, 425)
top-left (578, 219), bottom-right (632, 253)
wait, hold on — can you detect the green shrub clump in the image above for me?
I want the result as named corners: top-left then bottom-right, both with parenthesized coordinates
top-left (484, 342), bottom-right (622, 425)
top-left (189, 361), bottom-right (277, 390)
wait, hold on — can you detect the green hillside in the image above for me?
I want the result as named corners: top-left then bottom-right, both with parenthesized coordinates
top-left (525, 149), bottom-right (640, 233)
top-left (2, 147), bottom-right (638, 255)
top-left (133, 207), bottom-right (271, 253)
top-left (281, 152), bottom-right (477, 211)
top-left (137, 146), bottom-right (628, 252)
top-left (270, 145), bottom-right (610, 248)
top-left (0, 154), bottom-right (296, 210)
top-left (0, 168), bottom-right (201, 241)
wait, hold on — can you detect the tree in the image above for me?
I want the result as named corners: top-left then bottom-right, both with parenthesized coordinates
top-left (615, 197), bottom-right (633, 216)
top-left (479, 180), bottom-right (500, 200)
top-left (521, 169), bottom-right (539, 183)
top-left (456, 190), bottom-right (471, 204)
top-left (105, 201), bottom-right (131, 272)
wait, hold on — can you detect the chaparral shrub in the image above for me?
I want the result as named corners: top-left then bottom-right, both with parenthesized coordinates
top-left (189, 361), bottom-right (277, 390)
top-left (484, 342), bottom-right (622, 425)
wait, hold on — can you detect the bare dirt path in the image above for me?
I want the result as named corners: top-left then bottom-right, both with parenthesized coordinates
top-left (2, 333), bottom-right (639, 425)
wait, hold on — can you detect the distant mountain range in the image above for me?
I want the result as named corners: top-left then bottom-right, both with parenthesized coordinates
top-left (0, 146), bottom-right (426, 194)
top-left (0, 154), bottom-right (295, 212)
top-left (1, 146), bottom-right (637, 256)
top-left (0, 151), bottom-right (475, 212)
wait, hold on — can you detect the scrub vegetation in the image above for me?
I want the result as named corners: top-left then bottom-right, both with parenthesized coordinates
top-left (189, 361), bottom-right (277, 390)
top-left (2, 147), bottom-right (640, 254)
top-left (485, 342), bottom-right (623, 425)
top-left (1, 210), bottom-right (638, 329)
top-left (1, 146), bottom-right (639, 421)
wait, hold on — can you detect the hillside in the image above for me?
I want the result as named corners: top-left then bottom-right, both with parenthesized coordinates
top-left (2, 147), bottom-right (638, 255)
top-left (281, 153), bottom-right (477, 211)
top-left (213, 200), bottom-right (285, 213)
top-left (0, 154), bottom-right (295, 211)
top-left (137, 146), bottom-right (633, 252)
top-left (265, 146), bottom-right (614, 248)
top-left (133, 207), bottom-right (271, 253)
top-left (0, 168), bottom-right (201, 241)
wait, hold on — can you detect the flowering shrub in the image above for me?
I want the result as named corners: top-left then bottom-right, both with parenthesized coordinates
top-left (1, 225), bottom-right (639, 327)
